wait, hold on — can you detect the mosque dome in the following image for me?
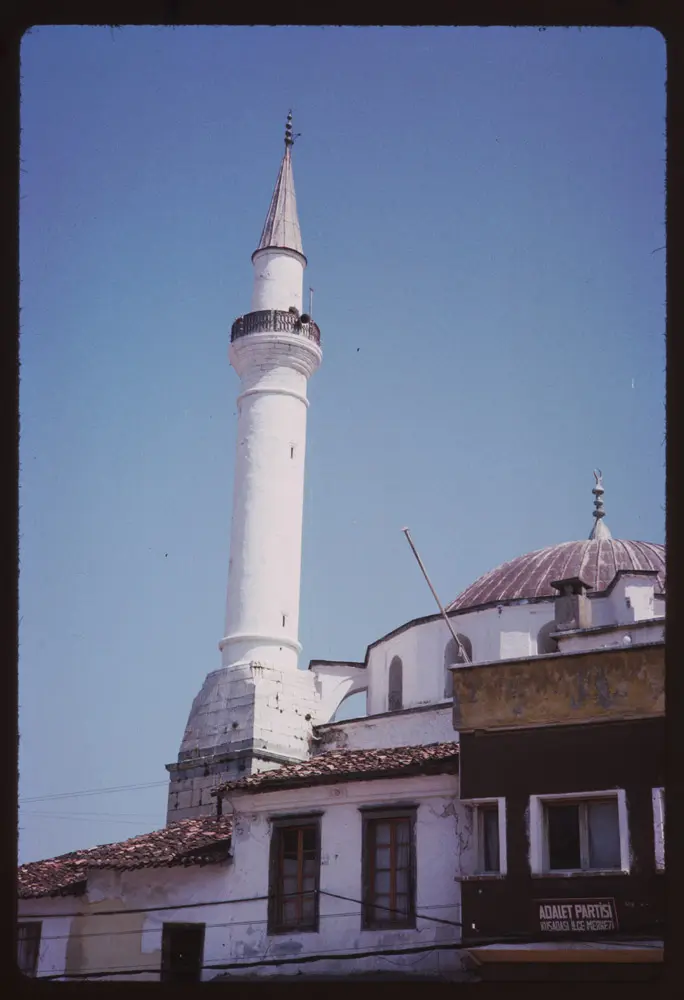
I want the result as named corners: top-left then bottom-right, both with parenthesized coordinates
top-left (446, 537), bottom-right (665, 612)
top-left (446, 471), bottom-right (665, 612)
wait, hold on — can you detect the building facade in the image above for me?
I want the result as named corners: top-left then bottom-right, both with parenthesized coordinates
top-left (18, 120), bottom-right (666, 983)
top-left (452, 643), bottom-right (665, 980)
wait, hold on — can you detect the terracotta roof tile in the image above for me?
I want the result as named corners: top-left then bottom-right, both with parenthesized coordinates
top-left (214, 742), bottom-right (460, 796)
top-left (18, 816), bottom-right (232, 899)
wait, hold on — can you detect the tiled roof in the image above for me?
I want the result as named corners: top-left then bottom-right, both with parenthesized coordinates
top-left (214, 742), bottom-right (460, 796)
top-left (447, 539), bottom-right (665, 612)
top-left (18, 816), bottom-right (232, 899)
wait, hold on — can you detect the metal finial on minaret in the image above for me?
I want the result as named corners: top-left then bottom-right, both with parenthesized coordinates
top-left (589, 469), bottom-right (612, 540)
top-left (285, 111), bottom-right (294, 146)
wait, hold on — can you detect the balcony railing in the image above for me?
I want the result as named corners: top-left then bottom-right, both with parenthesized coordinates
top-left (231, 309), bottom-right (321, 345)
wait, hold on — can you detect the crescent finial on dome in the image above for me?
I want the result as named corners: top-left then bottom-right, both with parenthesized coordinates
top-left (590, 469), bottom-right (612, 540)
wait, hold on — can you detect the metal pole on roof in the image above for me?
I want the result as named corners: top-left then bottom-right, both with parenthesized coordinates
top-left (401, 527), bottom-right (470, 663)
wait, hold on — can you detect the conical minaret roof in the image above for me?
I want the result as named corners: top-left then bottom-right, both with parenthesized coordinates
top-left (254, 112), bottom-right (305, 260)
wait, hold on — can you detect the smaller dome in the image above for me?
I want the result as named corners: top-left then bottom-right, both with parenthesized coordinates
top-left (447, 538), bottom-right (665, 612)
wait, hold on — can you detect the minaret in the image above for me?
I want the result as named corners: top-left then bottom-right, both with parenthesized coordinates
top-left (165, 116), bottom-right (324, 822)
top-left (221, 111), bottom-right (322, 672)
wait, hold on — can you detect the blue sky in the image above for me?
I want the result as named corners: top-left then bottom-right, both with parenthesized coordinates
top-left (19, 25), bottom-right (665, 863)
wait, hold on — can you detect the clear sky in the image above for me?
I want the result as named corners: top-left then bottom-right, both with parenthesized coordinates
top-left (18, 25), bottom-right (666, 864)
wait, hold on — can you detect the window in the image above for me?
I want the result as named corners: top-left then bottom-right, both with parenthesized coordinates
top-left (362, 809), bottom-right (416, 929)
top-left (17, 922), bottom-right (41, 977)
top-left (463, 799), bottom-right (507, 875)
top-left (444, 634), bottom-right (472, 696)
top-left (478, 804), bottom-right (501, 873)
top-left (161, 923), bottom-right (205, 984)
top-left (388, 656), bottom-right (403, 711)
top-left (537, 621), bottom-right (559, 655)
top-left (652, 787), bottom-right (665, 870)
top-left (268, 817), bottom-right (321, 933)
top-left (529, 792), bottom-right (628, 874)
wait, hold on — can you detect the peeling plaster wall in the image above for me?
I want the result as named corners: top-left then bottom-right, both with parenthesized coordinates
top-left (218, 774), bottom-right (467, 978)
top-left (28, 778), bottom-right (471, 981)
top-left (18, 896), bottom-right (81, 979)
top-left (315, 705), bottom-right (455, 751)
top-left (452, 645), bottom-right (664, 732)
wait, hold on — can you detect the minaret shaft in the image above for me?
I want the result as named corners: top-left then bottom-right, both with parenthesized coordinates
top-left (220, 122), bottom-right (320, 672)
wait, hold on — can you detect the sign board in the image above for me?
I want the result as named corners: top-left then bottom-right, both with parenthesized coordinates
top-left (536, 898), bottom-right (619, 934)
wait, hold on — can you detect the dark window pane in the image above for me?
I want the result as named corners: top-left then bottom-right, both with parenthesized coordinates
top-left (281, 829), bottom-right (299, 855)
top-left (17, 923), bottom-right (41, 977)
top-left (587, 799), bottom-right (621, 869)
top-left (302, 827), bottom-right (317, 852)
top-left (161, 925), bottom-right (204, 984)
top-left (547, 803), bottom-right (580, 870)
top-left (482, 807), bottom-right (500, 872)
top-left (388, 657), bottom-right (403, 711)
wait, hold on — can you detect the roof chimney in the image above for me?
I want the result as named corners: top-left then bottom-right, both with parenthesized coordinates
top-left (550, 576), bottom-right (593, 632)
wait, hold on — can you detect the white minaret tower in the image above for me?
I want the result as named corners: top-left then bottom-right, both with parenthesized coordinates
top-left (166, 115), bottom-right (325, 822)
top-left (221, 111), bottom-right (321, 672)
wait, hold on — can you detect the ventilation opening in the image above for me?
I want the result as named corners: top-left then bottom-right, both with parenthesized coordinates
top-left (290, 446), bottom-right (295, 459)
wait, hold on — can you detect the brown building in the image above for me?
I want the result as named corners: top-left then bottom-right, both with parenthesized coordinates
top-left (451, 636), bottom-right (665, 981)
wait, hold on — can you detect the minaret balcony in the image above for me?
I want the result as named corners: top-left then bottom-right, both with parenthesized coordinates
top-left (231, 309), bottom-right (321, 345)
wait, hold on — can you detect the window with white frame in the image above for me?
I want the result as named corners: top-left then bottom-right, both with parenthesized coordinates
top-left (529, 791), bottom-right (629, 875)
top-left (652, 787), bottom-right (664, 870)
top-left (465, 799), bottom-right (507, 875)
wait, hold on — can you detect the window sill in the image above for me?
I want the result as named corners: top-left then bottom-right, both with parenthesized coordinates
top-left (267, 925), bottom-right (320, 936)
top-left (362, 922), bottom-right (417, 932)
top-left (531, 869), bottom-right (629, 878)
top-left (459, 873), bottom-right (506, 880)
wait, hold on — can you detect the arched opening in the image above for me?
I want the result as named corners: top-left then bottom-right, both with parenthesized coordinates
top-left (444, 634), bottom-right (472, 697)
top-left (537, 621), bottom-right (559, 655)
top-left (388, 656), bottom-right (403, 712)
top-left (332, 689), bottom-right (368, 722)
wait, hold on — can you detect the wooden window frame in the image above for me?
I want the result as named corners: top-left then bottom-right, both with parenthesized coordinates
top-left (361, 806), bottom-right (417, 931)
top-left (17, 921), bottom-right (41, 977)
top-left (268, 814), bottom-right (321, 935)
top-left (160, 922), bottom-right (205, 984)
top-left (530, 791), bottom-right (628, 875)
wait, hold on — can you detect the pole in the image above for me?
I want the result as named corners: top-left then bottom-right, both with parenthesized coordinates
top-left (309, 287), bottom-right (314, 318)
top-left (401, 527), bottom-right (469, 663)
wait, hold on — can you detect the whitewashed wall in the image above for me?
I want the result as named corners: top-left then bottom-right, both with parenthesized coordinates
top-left (18, 895), bottom-right (80, 980)
top-left (316, 705), bottom-right (454, 751)
top-left (557, 622), bottom-right (665, 654)
top-left (365, 603), bottom-right (557, 715)
top-left (35, 774), bottom-right (469, 981)
top-left (216, 773), bottom-right (466, 978)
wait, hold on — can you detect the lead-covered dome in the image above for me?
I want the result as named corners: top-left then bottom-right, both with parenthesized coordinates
top-left (447, 537), bottom-right (665, 612)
